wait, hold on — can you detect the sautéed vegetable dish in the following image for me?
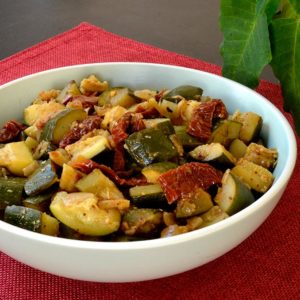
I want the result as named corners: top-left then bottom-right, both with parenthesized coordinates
top-left (0, 74), bottom-right (278, 241)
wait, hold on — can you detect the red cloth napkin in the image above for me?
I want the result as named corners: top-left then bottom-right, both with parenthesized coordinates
top-left (0, 22), bottom-right (299, 300)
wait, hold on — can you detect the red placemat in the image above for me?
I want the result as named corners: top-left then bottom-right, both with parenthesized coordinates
top-left (0, 22), bottom-right (299, 300)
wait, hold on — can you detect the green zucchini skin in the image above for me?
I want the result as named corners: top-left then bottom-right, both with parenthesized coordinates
top-left (174, 126), bottom-right (201, 148)
top-left (0, 177), bottom-right (26, 210)
top-left (125, 128), bottom-right (178, 166)
top-left (163, 85), bottom-right (203, 103)
top-left (23, 189), bottom-right (56, 212)
top-left (129, 184), bottom-right (170, 209)
top-left (40, 108), bottom-right (87, 144)
top-left (215, 171), bottom-right (255, 215)
top-left (4, 205), bottom-right (41, 232)
top-left (24, 160), bottom-right (57, 196)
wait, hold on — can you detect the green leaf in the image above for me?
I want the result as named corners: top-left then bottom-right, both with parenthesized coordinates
top-left (269, 1), bottom-right (300, 132)
top-left (220, 0), bottom-right (278, 88)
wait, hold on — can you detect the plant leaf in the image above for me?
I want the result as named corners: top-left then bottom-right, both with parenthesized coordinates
top-left (269, 1), bottom-right (300, 132)
top-left (220, 0), bottom-right (278, 88)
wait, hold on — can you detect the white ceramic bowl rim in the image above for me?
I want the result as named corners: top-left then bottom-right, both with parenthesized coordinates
top-left (0, 62), bottom-right (297, 251)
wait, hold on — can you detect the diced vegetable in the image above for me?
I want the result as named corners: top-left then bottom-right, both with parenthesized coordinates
top-left (40, 109), bottom-right (87, 144)
top-left (143, 118), bottom-right (175, 135)
top-left (175, 188), bottom-right (213, 218)
top-left (215, 170), bottom-right (255, 215)
top-left (65, 134), bottom-right (110, 160)
top-left (23, 189), bottom-right (55, 212)
top-left (121, 208), bottom-right (163, 236)
top-left (23, 102), bottom-right (65, 126)
top-left (0, 177), bottom-right (26, 210)
top-left (232, 111), bottom-right (262, 143)
top-left (163, 85), bottom-right (203, 103)
top-left (141, 162), bottom-right (178, 183)
top-left (209, 120), bottom-right (242, 146)
top-left (56, 80), bottom-right (81, 103)
top-left (129, 184), bottom-right (168, 208)
top-left (40, 212), bottom-right (59, 236)
top-left (125, 127), bottom-right (178, 166)
top-left (174, 126), bottom-right (201, 147)
top-left (189, 143), bottom-right (236, 166)
top-left (24, 160), bottom-right (58, 196)
top-left (199, 206), bottom-right (229, 228)
top-left (4, 205), bottom-right (41, 232)
top-left (75, 168), bottom-right (124, 200)
top-left (50, 192), bottom-right (121, 236)
top-left (59, 164), bottom-right (82, 192)
top-left (98, 87), bottom-right (136, 108)
top-left (229, 138), bottom-right (247, 159)
top-left (0, 141), bottom-right (34, 176)
top-left (243, 143), bottom-right (278, 169)
top-left (231, 159), bottom-right (274, 193)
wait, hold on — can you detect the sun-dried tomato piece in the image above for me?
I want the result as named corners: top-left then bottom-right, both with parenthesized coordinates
top-left (113, 142), bottom-right (126, 171)
top-left (0, 120), bottom-right (26, 143)
top-left (212, 99), bottom-right (228, 119)
top-left (187, 101), bottom-right (216, 142)
top-left (135, 106), bottom-right (160, 119)
top-left (158, 162), bottom-right (222, 204)
top-left (70, 159), bottom-right (147, 186)
top-left (111, 113), bottom-right (131, 144)
top-left (59, 115), bottom-right (102, 148)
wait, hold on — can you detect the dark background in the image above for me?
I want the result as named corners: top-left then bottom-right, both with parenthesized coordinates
top-left (0, 0), bottom-right (276, 82)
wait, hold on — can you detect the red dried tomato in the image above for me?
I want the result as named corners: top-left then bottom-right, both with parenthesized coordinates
top-left (158, 162), bottom-right (222, 204)
top-left (187, 100), bottom-right (228, 142)
top-left (59, 115), bottom-right (102, 148)
top-left (212, 99), bottom-right (228, 119)
top-left (70, 159), bottom-right (147, 186)
top-left (0, 120), bottom-right (26, 143)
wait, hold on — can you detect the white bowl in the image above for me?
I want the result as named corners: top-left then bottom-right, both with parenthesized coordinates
top-left (0, 63), bottom-right (297, 282)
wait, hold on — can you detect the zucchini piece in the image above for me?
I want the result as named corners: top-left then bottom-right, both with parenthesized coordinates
top-left (65, 135), bottom-right (110, 160)
top-left (163, 85), bottom-right (203, 103)
top-left (215, 170), bottom-right (255, 215)
top-left (141, 162), bottom-right (178, 183)
top-left (174, 126), bottom-right (201, 147)
top-left (189, 143), bottom-right (236, 166)
top-left (23, 189), bottom-right (55, 212)
top-left (56, 80), bottom-right (81, 103)
top-left (160, 224), bottom-right (189, 238)
top-left (50, 191), bottom-right (121, 236)
top-left (59, 164), bottom-right (82, 192)
top-left (175, 188), bottom-right (213, 218)
top-left (231, 159), bottom-right (274, 193)
top-left (229, 138), bottom-right (247, 159)
top-left (121, 208), bottom-right (163, 236)
top-left (98, 87), bottom-right (136, 108)
top-left (24, 160), bottom-right (58, 196)
top-left (0, 177), bottom-right (26, 210)
top-left (232, 111), bottom-right (262, 143)
top-left (80, 75), bottom-right (109, 94)
top-left (199, 206), bottom-right (229, 227)
top-left (209, 120), bottom-right (242, 147)
top-left (125, 127), bottom-right (178, 166)
top-left (75, 168), bottom-right (124, 200)
top-left (4, 205), bottom-right (41, 232)
top-left (243, 143), bottom-right (278, 169)
top-left (0, 141), bottom-right (34, 177)
top-left (129, 184), bottom-right (168, 208)
top-left (25, 136), bottom-right (39, 152)
top-left (143, 118), bottom-right (175, 135)
top-left (40, 108), bottom-right (87, 145)
top-left (49, 148), bottom-right (70, 167)
top-left (40, 212), bottom-right (59, 236)
top-left (23, 102), bottom-right (65, 126)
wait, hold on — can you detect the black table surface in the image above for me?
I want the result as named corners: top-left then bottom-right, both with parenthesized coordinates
top-left (0, 0), bottom-right (275, 82)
